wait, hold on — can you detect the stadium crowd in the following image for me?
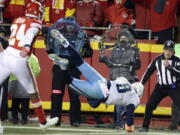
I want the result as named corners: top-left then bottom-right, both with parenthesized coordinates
top-left (0, 0), bottom-right (179, 133)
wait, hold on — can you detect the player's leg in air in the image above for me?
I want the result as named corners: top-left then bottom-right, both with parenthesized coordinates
top-left (49, 29), bottom-right (109, 102)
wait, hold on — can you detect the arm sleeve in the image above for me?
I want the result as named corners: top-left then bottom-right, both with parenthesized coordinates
top-left (99, 55), bottom-right (115, 68)
top-left (133, 47), bottom-right (141, 69)
top-left (141, 58), bottom-right (157, 85)
top-left (167, 59), bottom-right (180, 77)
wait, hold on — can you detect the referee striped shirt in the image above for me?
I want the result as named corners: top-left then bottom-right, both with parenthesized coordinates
top-left (141, 54), bottom-right (180, 86)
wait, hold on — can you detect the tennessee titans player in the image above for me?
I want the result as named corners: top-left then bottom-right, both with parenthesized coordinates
top-left (48, 29), bottom-right (144, 132)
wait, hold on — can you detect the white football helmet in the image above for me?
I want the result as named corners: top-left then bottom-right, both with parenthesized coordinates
top-left (131, 82), bottom-right (144, 97)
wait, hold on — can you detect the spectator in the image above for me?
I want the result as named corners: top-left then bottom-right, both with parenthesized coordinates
top-left (139, 40), bottom-right (180, 132)
top-left (75, 0), bottom-right (104, 37)
top-left (104, 0), bottom-right (135, 27)
top-left (174, 5), bottom-right (180, 42)
top-left (43, 0), bottom-right (83, 127)
top-left (2, 0), bottom-right (31, 23)
top-left (0, 27), bottom-right (9, 122)
top-left (142, 0), bottom-right (180, 43)
top-left (97, 0), bottom-right (111, 10)
top-left (44, 0), bottom-right (76, 24)
top-left (8, 54), bottom-right (41, 125)
top-left (99, 29), bottom-right (141, 129)
top-left (44, 17), bottom-right (93, 127)
top-left (151, 0), bottom-right (180, 43)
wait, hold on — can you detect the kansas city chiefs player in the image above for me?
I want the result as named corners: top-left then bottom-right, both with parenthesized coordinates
top-left (0, 1), bottom-right (58, 129)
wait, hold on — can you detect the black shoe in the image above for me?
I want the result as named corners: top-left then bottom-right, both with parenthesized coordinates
top-left (71, 122), bottom-right (80, 127)
top-left (168, 123), bottom-right (177, 130)
top-left (139, 127), bottom-right (149, 132)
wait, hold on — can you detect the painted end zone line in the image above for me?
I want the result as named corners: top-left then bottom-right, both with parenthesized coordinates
top-left (4, 126), bottom-right (180, 135)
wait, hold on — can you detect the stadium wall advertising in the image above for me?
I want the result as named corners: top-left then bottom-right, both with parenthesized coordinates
top-left (8, 39), bottom-right (180, 116)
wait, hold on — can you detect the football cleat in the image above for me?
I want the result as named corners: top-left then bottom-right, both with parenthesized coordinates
top-left (39, 117), bottom-right (59, 130)
top-left (50, 29), bottom-right (70, 48)
top-left (125, 124), bottom-right (135, 132)
top-left (48, 54), bottom-right (69, 70)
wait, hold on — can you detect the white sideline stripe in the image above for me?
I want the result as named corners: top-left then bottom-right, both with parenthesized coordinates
top-left (4, 126), bottom-right (180, 135)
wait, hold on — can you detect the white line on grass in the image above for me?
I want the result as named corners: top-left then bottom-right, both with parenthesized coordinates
top-left (4, 126), bottom-right (180, 135)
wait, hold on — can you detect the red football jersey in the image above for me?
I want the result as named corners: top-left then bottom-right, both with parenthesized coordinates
top-left (9, 16), bottom-right (42, 51)
top-left (3, 0), bottom-right (31, 22)
top-left (44, 0), bottom-right (76, 23)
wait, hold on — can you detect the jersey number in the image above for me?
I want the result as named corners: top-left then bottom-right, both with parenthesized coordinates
top-left (116, 84), bottom-right (131, 93)
top-left (9, 24), bottom-right (26, 47)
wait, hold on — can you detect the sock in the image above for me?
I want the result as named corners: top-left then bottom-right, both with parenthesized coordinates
top-left (126, 104), bottom-right (135, 126)
top-left (31, 99), bottom-right (46, 124)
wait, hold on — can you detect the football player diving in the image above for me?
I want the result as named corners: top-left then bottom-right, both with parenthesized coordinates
top-left (47, 28), bottom-right (144, 132)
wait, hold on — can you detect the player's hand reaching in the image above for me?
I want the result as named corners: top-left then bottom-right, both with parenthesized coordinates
top-left (20, 45), bottom-right (30, 57)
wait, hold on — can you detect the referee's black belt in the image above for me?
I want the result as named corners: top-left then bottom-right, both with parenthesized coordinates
top-left (157, 83), bottom-right (180, 88)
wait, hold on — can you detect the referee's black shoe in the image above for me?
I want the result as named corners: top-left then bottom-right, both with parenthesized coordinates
top-left (139, 127), bottom-right (149, 132)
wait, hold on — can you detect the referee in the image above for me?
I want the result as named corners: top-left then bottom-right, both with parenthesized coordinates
top-left (139, 40), bottom-right (180, 132)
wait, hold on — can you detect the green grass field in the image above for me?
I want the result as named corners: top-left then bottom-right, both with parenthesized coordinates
top-left (2, 123), bottom-right (180, 135)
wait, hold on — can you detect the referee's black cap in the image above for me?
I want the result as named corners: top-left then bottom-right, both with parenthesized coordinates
top-left (163, 40), bottom-right (175, 51)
